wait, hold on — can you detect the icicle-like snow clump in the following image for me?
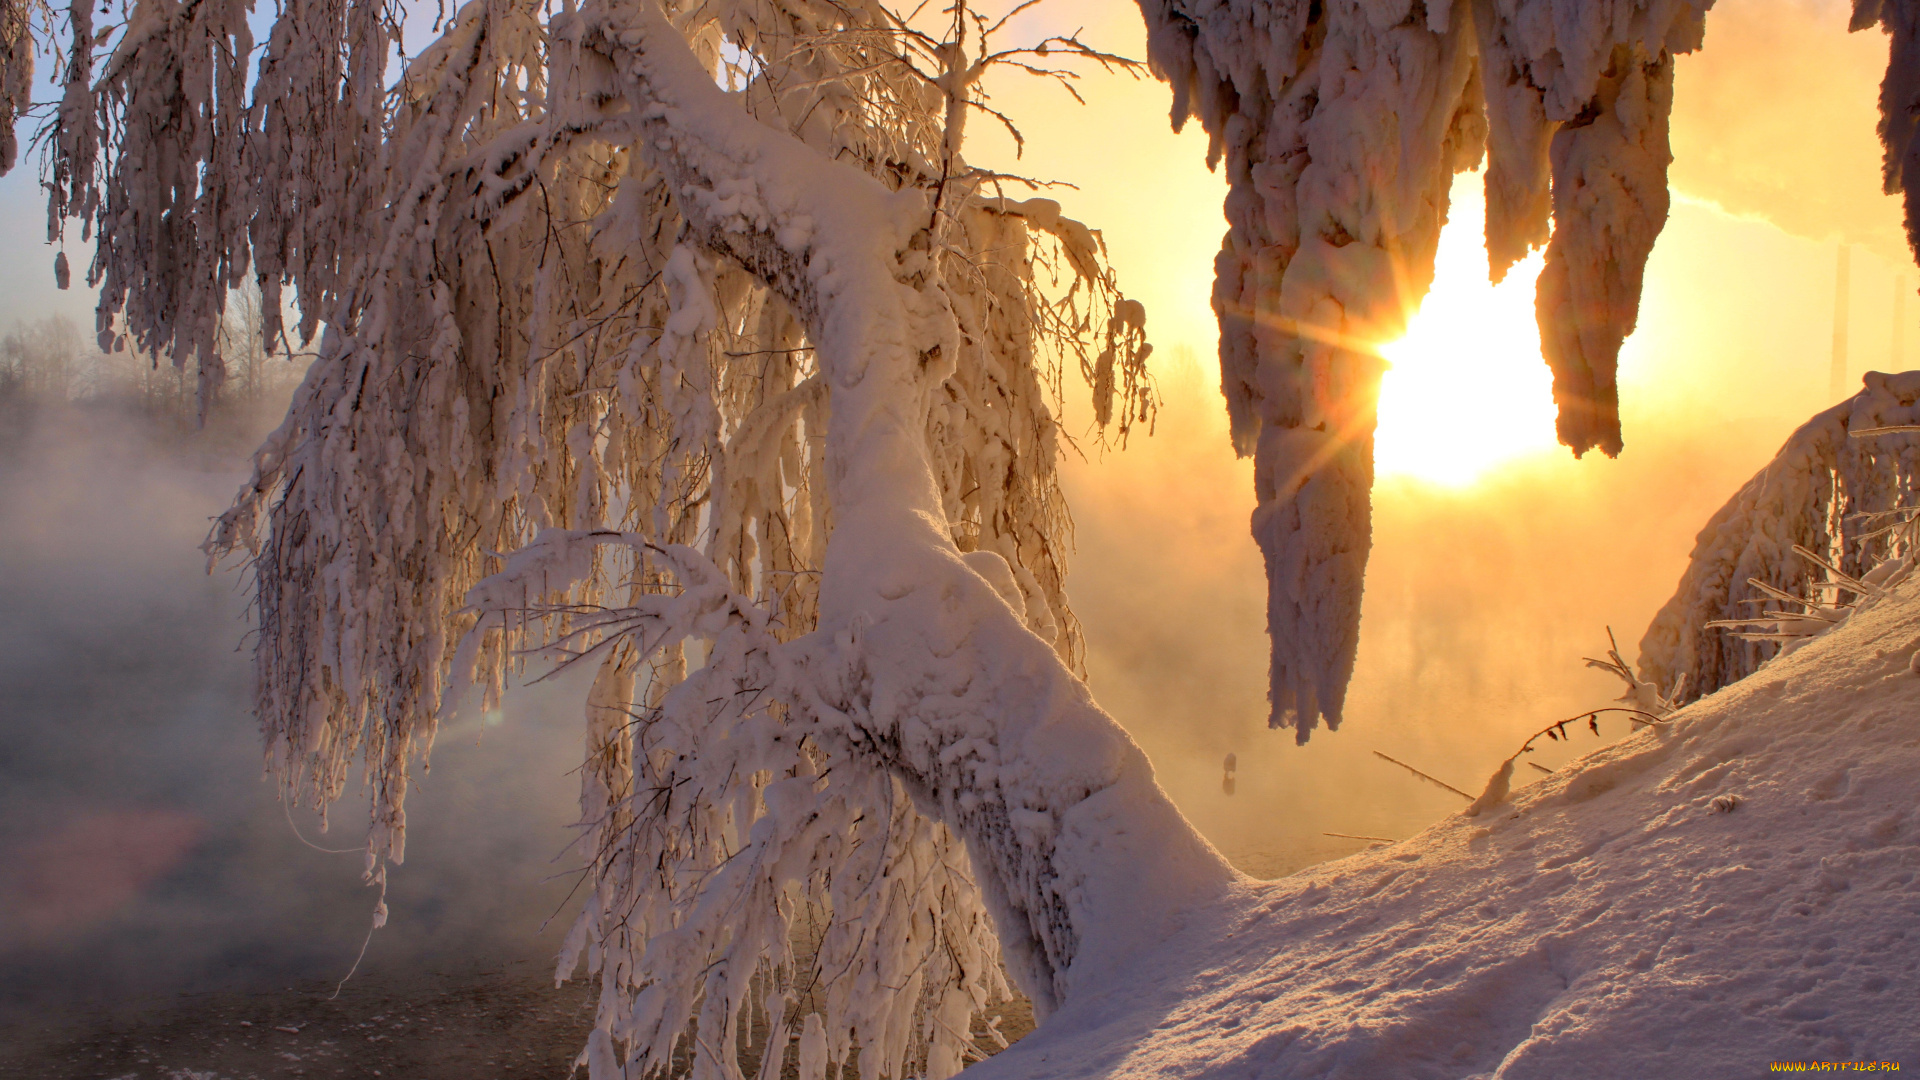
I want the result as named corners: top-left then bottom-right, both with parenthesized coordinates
top-left (1135, 0), bottom-right (1710, 739)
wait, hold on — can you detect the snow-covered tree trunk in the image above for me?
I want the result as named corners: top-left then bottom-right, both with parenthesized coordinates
top-left (563, 0), bottom-right (1232, 1013)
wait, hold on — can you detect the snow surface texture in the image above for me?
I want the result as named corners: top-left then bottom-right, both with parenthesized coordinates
top-left (1134, 0), bottom-right (1709, 739)
top-left (1641, 370), bottom-right (1920, 704)
top-left (965, 562), bottom-right (1920, 1080)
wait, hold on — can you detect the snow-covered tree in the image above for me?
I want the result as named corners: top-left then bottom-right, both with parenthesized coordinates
top-left (9, 0), bottom-right (1920, 1075)
top-left (0, 312), bottom-right (82, 400)
top-left (13, 0), bottom-right (1193, 1073)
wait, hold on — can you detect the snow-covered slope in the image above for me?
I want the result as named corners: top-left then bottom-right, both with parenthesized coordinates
top-left (972, 576), bottom-right (1920, 1077)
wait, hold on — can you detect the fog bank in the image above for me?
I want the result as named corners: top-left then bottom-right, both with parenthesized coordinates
top-left (0, 402), bottom-right (588, 1029)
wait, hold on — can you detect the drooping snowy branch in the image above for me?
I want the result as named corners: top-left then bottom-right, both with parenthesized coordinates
top-left (1639, 371), bottom-right (1920, 702)
top-left (43, 0), bottom-right (255, 414)
top-left (23, 0), bottom-right (1212, 1071)
top-left (0, 0), bottom-right (40, 174)
top-left (1135, 0), bottom-right (1708, 740)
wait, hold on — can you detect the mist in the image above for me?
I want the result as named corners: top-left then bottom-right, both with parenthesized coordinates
top-left (0, 395), bottom-right (590, 1031)
top-left (1669, 0), bottom-right (1906, 264)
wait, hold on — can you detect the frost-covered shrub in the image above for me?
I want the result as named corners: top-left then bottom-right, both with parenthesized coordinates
top-left (1640, 371), bottom-right (1920, 701)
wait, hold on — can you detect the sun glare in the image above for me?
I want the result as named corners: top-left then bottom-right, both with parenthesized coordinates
top-left (1374, 192), bottom-right (1561, 487)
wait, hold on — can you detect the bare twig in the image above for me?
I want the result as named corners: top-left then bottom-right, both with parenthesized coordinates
top-left (1370, 750), bottom-right (1472, 800)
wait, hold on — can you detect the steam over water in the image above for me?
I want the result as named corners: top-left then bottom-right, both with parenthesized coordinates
top-left (0, 405), bottom-right (587, 1027)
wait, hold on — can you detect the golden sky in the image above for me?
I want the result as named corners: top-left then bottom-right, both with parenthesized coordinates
top-left (1671, 0), bottom-right (1907, 266)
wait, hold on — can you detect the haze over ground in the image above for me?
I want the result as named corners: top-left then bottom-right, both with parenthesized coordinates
top-left (0, 0), bottom-right (1909, 1032)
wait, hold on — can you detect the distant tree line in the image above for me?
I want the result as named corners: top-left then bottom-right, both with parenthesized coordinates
top-left (0, 285), bottom-right (308, 429)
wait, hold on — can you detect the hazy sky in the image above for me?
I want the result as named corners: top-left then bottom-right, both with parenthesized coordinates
top-left (0, 0), bottom-right (1911, 987)
top-left (0, 166), bottom-right (94, 334)
top-left (1671, 0), bottom-right (1908, 265)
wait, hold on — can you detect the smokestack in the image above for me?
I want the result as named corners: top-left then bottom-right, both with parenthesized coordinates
top-left (1897, 275), bottom-right (1909, 373)
top-left (1831, 243), bottom-right (1851, 400)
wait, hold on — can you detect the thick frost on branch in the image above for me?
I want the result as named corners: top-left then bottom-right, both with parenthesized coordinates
top-left (1136, 0), bottom-right (1708, 739)
top-left (1639, 370), bottom-right (1920, 702)
top-left (43, 0), bottom-right (255, 414)
top-left (0, 0), bottom-right (39, 174)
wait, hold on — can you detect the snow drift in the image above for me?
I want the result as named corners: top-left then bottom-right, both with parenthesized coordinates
top-left (965, 552), bottom-right (1920, 1077)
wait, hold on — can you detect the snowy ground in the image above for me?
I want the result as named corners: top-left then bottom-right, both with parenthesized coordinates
top-left (971, 573), bottom-right (1920, 1078)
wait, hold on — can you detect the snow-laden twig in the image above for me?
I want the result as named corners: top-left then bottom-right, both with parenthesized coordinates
top-left (0, 0), bottom-right (46, 175)
top-left (1466, 707), bottom-right (1671, 817)
top-left (1585, 626), bottom-right (1685, 718)
top-left (1370, 750), bottom-right (1471, 801)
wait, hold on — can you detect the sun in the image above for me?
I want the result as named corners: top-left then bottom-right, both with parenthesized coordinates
top-left (1374, 186), bottom-right (1562, 487)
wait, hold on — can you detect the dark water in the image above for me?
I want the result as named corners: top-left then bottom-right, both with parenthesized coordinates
top-left (0, 402), bottom-right (591, 1037)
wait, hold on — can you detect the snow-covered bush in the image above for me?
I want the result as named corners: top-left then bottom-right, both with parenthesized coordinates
top-left (1640, 371), bottom-right (1920, 701)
